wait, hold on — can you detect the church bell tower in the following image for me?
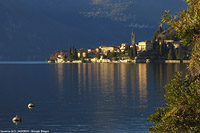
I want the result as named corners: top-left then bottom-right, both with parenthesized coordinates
top-left (131, 28), bottom-right (135, 45)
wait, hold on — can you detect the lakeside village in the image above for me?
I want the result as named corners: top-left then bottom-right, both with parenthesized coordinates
top-left (46, 27), bottom-right (192, 63)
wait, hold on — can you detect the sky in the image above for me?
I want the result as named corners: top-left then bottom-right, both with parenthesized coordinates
top-left (0, 0), bottom-right (187, 60)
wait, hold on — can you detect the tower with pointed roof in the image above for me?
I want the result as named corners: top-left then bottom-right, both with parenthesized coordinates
top-left (131, 28), bottom-right (135, 45)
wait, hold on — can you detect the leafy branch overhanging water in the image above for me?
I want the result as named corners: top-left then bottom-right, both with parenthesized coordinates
top-left (148, 0), bottom-right (200, 132)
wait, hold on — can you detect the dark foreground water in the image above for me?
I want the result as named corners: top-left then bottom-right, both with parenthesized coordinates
top-left (0, 62), bottom-right (187, 132)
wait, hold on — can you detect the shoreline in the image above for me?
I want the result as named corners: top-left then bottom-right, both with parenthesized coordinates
top-left (48, 59), bottom-right (190, 64)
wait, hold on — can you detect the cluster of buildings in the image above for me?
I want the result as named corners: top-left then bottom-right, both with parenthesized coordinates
top-left (49, 29), bottom-right (189, 63)
top-left (76, 29), bottom-right (154, 58)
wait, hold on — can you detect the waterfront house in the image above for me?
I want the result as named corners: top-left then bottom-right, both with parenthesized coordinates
top-left (137, 40), bottom-right (153, 51)
top-left (91, 58), bottom-right (97, 63)
top-left (96, 48), bottom-right (101, 53)
top-left (88, 48), bottom-right (96, 53)
top-left (87, 48), bottom-right (97, 58)
top-left (56, 55), bottom-right (65, 63)
top-left (77, 52), bottom-right (87, 58)
top-left (164, 40), bottom-right (174, 44)
top-left (173, 41), bottom-right (181, 49)
top-left (101, 59), bottom-right (111, 63)
top-left (114, 47), bottom-right (121, 53)
top-left (78, 49), bottom-right (87, 58)
top-left (120, 43), bottom-right (129, 52)
top-left (99, 46), bottom-right (115, 55)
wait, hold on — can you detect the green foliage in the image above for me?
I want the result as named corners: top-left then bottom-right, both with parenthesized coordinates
top-left (152, 27), bottom-right (179, 46)
top-left (128, 45), bottom-right (137, 59)
top-left (129, 48), bottom-right (133, 59)
top-left (50, 53), bottom-right (56, 60)
top-left (66, 55), bottom-right (74, 62)
top-left (133, 44), bottom-right (137, 57)
top-left (107, 51), bottom-right (117, 60)
top-left (159, 41), bottom-right (169, 58)
top-left (96, 52), bottom-right (101, 59)
top-left (69, 46), bottom-right (78, 60)
top-left (152, 26), bottom-right (164, 43)
top-left (168, 46), bottom-right (175, 60)
top-left (127, 46), bottom-right (130, 56)
top-left (107, 51), bottom-right (112, 59)
top-left (161, 0), bottom-right (200, 46)
top-left (160, 0), bottom-right (200, 71)
top-left (176, 48), bottom-right (184, 60)
top-left (148, 72), bottom-right (200, 132)
top-left (148, 0), bottom-right (200, 132)
top-left (188, 40), bottom-right (200, 74)
top-left (159, 43), bottom-right (164, 56)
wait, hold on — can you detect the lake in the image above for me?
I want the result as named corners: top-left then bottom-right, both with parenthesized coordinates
top-left (0, 62), bottom-right (187, 132)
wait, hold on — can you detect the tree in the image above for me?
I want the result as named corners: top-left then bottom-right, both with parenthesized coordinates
top-left (176, 48), bottom-right (183, 60)
top-left (168, 46), bottom-right (175, 60)
top-left (107, 50), bottom-right (112, 60)
top-left (50, 53), bottom-right (56, 61)
top-left (175, 48), bottom-right (179, 59)
top-left (158, 26), bottom-right (163, 33)
top-left (159, 43), bottom-right (163, 56)
top-left (148, 0), bottom-right (200, 132)
top-left (128, 45), bottom-right (137, 59)
top-left (68, 46), bottom-right (78, 60)
top-left (148, 72), bottom-right (200, 132)
top-left (161, 0), bottom-right (200, 72)
top-left (67, 46), bottom-right (78, 60)
top-left (96, 52), bottom-right (101, 59)
top-left (71, 46), bottom-right (75, 55)
top-left (129, 48), bottom-right (134, 59)
top-left (160, 0), bottom-right (200, 45)
top-left (160, 41), bottom-right (168, 58)
top-left (69, 48), bottom-right (72, 56)
top-left (152, 26), bottom-right (164, 43)
top-left (133, 44), bottom-right (137, 57)
top-left (127, 46), bottom-right (131, 57)
top-left (74, 48), bottom-right (78, 60)
top-left (107, 51), bottom-right (117, 60)
top-left (66, 55), bottom-right (73, 62)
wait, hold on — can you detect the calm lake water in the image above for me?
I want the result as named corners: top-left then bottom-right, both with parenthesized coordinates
top-left (0, 62), bottom-right (187, 132)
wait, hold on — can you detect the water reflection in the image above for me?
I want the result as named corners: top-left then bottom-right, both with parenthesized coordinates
top-left (53, 63), bottom-right (187, 131)
top-left (0, 63), bottom-right (188, 132)
top-left (138, 64), bottom-right (147, 104)
top-left (57, 64), bottom-right (64, 88)
top-left (54, 63), bottom-right (187, 104)
top-left (57, 63), bottom-right (64, 99)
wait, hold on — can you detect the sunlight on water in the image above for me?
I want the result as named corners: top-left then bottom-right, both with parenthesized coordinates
top-left (0, 63), bottom-right (187, 132)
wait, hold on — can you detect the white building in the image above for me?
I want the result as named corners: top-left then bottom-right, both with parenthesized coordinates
top-left (137, 40), bottom-right (153, 51)
top-left (120, 43), bottom-right (129, 52)
top-left (99, 46), bottom-right (115, 55)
